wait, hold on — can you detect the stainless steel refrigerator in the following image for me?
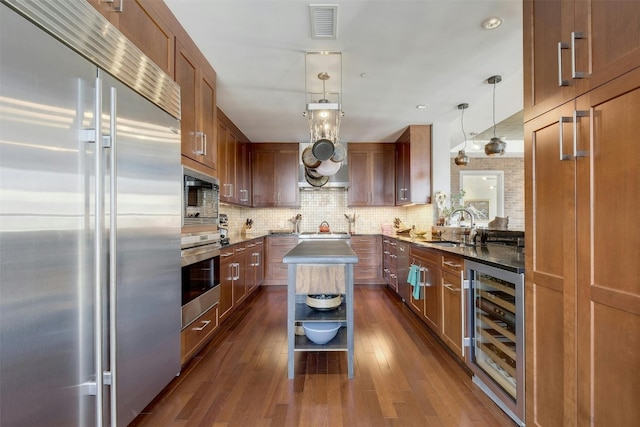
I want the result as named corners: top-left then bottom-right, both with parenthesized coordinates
top-left (0, 1), bottom-right (182, 425)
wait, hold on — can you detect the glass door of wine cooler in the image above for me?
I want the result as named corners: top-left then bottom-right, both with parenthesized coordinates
top-left (465, 260), bottom-right (525, 426)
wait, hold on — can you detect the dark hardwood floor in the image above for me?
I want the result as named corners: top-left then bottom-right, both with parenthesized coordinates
top-left (131, 285), bottom-right (515, 426)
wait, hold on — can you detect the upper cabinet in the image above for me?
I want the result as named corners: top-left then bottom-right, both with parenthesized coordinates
top-left (348, 143), bottom-right (395, 207)
top-left (251, 143), bottom-right (299, 208)
top-left (175, 38), bottom-right (217, 171)
top-left (217, 110), bottom-right (251, 206)
top-left (86, 0), bottom-right (175, 77)
top-left (523, 0), bottom-right (640, 121)
top-left (395, 125), bottom-right (432, 205)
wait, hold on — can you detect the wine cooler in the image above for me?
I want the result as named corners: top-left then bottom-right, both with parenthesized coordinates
top-left (465, 260), bottom-right (525, 426)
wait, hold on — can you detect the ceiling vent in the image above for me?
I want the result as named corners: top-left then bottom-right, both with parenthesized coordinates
top-left (309, 5), bottom-right (338, 39)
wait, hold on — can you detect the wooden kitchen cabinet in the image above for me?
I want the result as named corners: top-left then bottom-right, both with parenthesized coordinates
top-left (181, 303), bottom-right (219, 365)
top-left (175, 37), bottom-right (217, 170)
top-left (217, 110), bottom-right (251, 205)
top-left (382, 237), bottom-right (398, 292)
top-left (86, 0), bottom-right (175, 77)
top-left (246, 238), bottom-right (264, 293)
top-left (350, 235), bottom-right (384, 284)
top-left (264, 236), bottom-right (298, 286)
top-left (251, 143), bottom-right (299, 207)
top-left (218, 245), bottom-right (238, 321)
top-left (523, 0), bottom-right (640, 122)
top-left (348, 143), bottom-right (395, 207)
top-left (439, 262), bottom-right (464, 358)
top-left (232, 243), bottom-right (248, 305)
top-left (395, 125), bottom-right (432, 205)
top-left (525, 30), bottom-right (640, 426)
top-left (409, 245), bottom-right (440, 331)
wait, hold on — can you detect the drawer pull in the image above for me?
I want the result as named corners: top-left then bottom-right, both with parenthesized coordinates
top-left (192, 320), bottom-right (211, 331)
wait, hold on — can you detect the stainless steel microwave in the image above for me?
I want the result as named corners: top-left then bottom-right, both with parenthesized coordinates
top-left (182, 166), bottom-right (220, 226)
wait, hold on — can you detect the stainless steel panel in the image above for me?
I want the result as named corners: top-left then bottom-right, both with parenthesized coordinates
top-left (2, 0), bottom-right (181, 119)
top-left (0, 5), bottom-right (96, 425)
top-left (100, 71), bottom-right (181, 427)
top-left (182, 285), bottom-right (221, 329)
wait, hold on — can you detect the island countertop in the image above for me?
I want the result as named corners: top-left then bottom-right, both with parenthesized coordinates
top-left (283, 240), bottom-right (358, 264)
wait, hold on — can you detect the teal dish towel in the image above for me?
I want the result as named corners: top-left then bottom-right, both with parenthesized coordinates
top-left (407, 264), bottom-right (421, 300)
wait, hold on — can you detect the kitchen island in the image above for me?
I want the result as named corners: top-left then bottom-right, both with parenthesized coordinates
top-left (283, 240), bottom-right (358, 379)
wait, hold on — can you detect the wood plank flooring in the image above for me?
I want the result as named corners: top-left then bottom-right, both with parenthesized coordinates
top-left (131, 285), bottom-right (515, 426)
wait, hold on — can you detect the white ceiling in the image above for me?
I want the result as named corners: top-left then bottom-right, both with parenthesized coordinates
top-left (164, 0), bottom-right (524, 152)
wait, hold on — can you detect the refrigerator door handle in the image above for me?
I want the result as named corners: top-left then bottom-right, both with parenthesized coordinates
top-left (107, 85), bottom-right (118, 426)
top-left (93, 76), bottom-right (105, 427)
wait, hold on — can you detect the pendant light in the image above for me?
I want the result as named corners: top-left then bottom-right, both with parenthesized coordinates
top-left (484, 75), bottom-right (506, 156)
top-left (454, 103), bottom-right (470, 166)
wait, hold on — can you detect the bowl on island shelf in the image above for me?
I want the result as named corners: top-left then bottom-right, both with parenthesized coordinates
top-left (302, 322), bottom-right (341, 345)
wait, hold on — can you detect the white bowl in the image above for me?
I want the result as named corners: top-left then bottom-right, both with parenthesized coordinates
top-left (302, 322), bottom-right (341, 345)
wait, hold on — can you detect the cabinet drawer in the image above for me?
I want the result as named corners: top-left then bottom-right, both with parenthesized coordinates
top-left (410, 245), bottom-right (439, 264)
top-left (441, 253), bottom-right (464, 275)
top-left (357, 253), bottom-right (380, 266)
top-left (181, 304), bottom-right (219, 364)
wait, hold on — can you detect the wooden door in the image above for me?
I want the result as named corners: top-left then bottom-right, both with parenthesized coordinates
top-left (395, 137), bottom-right (410, 205)
top-left (523, 0), bottom-right (576, 121)
top-left (86, 0), bottom-right (175, 76)
top-left (237, 141), bottom-right (250, 205)
top-left (370, 146), bottom-right (395, 206)
top-left (274, 148), bottom-right (300, 207)
top-left (524, 101), bottom-right (577, 427)
top-left (199, 67), bottom-right (217, 170)
top-left (219, 126), bottom-right (237, 203)
top-left (233, 249), bottom-right (247, 305)
top-left (347, 149), bottom-right (370, 205)
top-left (575, 68), bottom-right (640, 426)
top-left (441, 270), bottom-right (463, 357)
top-left (174, 38), bottom-right (198, 161)
top-left (251, 149), bottom-right (276, 206)
top-left (573, 0), bottom-right (640, 97)
top-left (219, 250), bottom-right (235, 321)
top-left (422, 261), bottom-right (440, 332)
top-left (108, 0), bottom-right (175, 76)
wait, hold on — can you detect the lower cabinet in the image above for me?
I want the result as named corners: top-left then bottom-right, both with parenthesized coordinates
top-left (181, 303), bottom-right (219, 365)
top-left (264, 236), bottom-right (298, 285)
top-left (351, 235), bottom-right (384, 284)
top-left (407, 244), bottom-right (465, 359)
top-left (219, 246), bottom-right (236, 321)
top-left (440, 269), bottom-right (463, 357)
top-left (246, 237), bottom-right (264, 292)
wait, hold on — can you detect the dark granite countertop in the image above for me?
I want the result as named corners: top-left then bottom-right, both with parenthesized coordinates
top-left (240, 232), bottom-right (523, 273)
top-left (391, 235), bottom-right (525, 273)
top-left (283, 240), bottom-right (358, 264)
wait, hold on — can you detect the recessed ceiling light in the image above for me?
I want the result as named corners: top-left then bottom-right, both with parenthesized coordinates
top-left (482, 17), bottom-right (503, 30)
top-left (360, 72), bottom-right (371, 78)
top-left (416, 104), bottom-right (429, 109)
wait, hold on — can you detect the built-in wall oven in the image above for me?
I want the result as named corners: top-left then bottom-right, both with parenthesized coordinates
top-left (181, 231), bottom-right (221, 329)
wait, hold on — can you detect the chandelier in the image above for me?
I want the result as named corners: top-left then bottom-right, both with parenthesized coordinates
top-left (303, 51), bottom-right (343, 146)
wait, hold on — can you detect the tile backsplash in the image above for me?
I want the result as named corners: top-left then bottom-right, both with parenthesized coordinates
top-left (221, 188), bottom-right (434, 237)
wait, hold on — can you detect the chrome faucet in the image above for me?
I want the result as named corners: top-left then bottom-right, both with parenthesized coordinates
top-left (449, 208), bottom-right (476, 245)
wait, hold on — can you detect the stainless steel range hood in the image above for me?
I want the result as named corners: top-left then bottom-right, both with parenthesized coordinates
top-left (298, 142), bottom-right (349, 189)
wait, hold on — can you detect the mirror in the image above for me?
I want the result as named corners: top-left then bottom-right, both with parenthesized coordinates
top-left (459, 170), bottom-right (504, 227)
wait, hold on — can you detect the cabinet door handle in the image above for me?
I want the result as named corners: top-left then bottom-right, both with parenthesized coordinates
top-left (114, 0), bottom-right (124, 13)
top-left (559, 116), bottom-right (573, 161)
top-left (443, 283), bottom-right (460, 292)
top-left (571, 31), bottom-right (585, 79)
top-left (573, 110), bottom-right (589, 158)
top-left (557, 42), bottom-right (570, 87)
top-left (192, 320), bottom-right (211, 331)
top-left (202, 132), bottom-right (207, 156)
top-left (443, 261), bottom-right (462, 269)
top-left (195, 131), bottom-right (205, 155)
